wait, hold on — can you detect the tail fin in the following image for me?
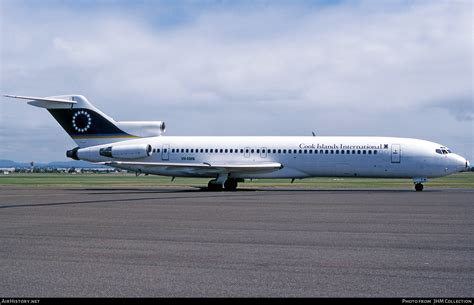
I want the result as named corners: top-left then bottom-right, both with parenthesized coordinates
top-left (4, 94), bottom-right (139, 147)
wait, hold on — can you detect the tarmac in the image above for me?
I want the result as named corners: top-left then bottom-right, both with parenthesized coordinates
top-left (0, 186), bottom-right (473, 297)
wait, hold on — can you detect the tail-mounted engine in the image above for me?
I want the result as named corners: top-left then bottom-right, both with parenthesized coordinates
top-left (69, 143), bottom-right (153, 161)
top-left (116, 121), bottom-right (166, 137)
top-left (99, 144), bottom-right (153, 159)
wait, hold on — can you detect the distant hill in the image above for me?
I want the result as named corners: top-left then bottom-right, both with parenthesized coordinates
top-left (0, 159), bottom-right (108, 168)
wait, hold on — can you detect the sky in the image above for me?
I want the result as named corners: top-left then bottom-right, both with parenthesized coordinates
top-left (0, 0), bottom-right (472, 162)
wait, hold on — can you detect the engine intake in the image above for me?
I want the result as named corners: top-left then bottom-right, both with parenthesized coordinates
top-left (66, 147), bottom-right (80, 160)
top-left (116, 121), bottom-right (166, 137)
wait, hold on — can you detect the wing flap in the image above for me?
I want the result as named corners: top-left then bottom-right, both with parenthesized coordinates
top-left (101, 161), bottom-right (283, 174)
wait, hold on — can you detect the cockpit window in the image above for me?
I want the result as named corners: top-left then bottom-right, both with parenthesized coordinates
top-left (437, 147), bottom-right (452, 154)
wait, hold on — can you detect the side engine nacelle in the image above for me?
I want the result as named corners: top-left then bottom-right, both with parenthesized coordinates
top-left (71, 143), bottom-right (153, 161)
top-left (99, 144), bottom-right (153, 159)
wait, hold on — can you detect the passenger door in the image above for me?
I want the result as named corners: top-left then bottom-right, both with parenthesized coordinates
top-left (391, 144), bottom-right (401, 163)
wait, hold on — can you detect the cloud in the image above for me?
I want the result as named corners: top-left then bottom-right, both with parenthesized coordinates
top-left (434, 98), bottom-right (473, 122)
top-left (0, 0), bottom-right (472, 161)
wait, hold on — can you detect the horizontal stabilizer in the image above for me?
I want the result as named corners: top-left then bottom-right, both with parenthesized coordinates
top-left (3, 94), bottom-right (77, 104)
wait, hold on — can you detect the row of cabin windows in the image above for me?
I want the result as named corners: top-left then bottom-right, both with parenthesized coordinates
top-left (152, 148), bottom-right (379, 155)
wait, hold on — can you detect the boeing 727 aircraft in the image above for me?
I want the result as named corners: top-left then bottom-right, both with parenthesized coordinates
top-left (3, 94), bottom-right (470, 191)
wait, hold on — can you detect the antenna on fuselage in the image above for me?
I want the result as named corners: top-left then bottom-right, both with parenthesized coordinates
top-left (312, 131), bottom-right (316, 136)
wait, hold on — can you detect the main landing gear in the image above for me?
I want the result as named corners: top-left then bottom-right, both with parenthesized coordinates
top-left (207, 177), bottom-right (239, 191)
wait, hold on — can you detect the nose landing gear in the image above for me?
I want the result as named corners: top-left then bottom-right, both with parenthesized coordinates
top-left (415, 183), bottom-right (424, 192)
top-left (413, 177), bottom-right (427, 192)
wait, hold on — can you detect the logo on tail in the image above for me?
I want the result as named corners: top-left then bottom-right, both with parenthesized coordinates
top-left (72, 110), bottom-right (92, 133)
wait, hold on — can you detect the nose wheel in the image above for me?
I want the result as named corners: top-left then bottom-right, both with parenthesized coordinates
top-left (413, 177), bottom-right (427, 192)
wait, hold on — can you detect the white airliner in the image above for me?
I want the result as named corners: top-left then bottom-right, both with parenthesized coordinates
top-left (3, 94), bottom-right (470, 191)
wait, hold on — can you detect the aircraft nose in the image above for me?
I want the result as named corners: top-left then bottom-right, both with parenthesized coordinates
top-left (451, 154), bottom-right (469, 172)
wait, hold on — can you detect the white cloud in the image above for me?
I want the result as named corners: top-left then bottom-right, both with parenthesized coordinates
top-left (0, 0), bottom-right (472, 162)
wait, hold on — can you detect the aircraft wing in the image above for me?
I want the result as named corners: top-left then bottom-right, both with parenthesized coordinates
top-left (101, 161), bottom-right (283, 175)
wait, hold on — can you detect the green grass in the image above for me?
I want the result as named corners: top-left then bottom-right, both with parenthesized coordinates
top-left (0, 172), bottom-right (473, 189)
